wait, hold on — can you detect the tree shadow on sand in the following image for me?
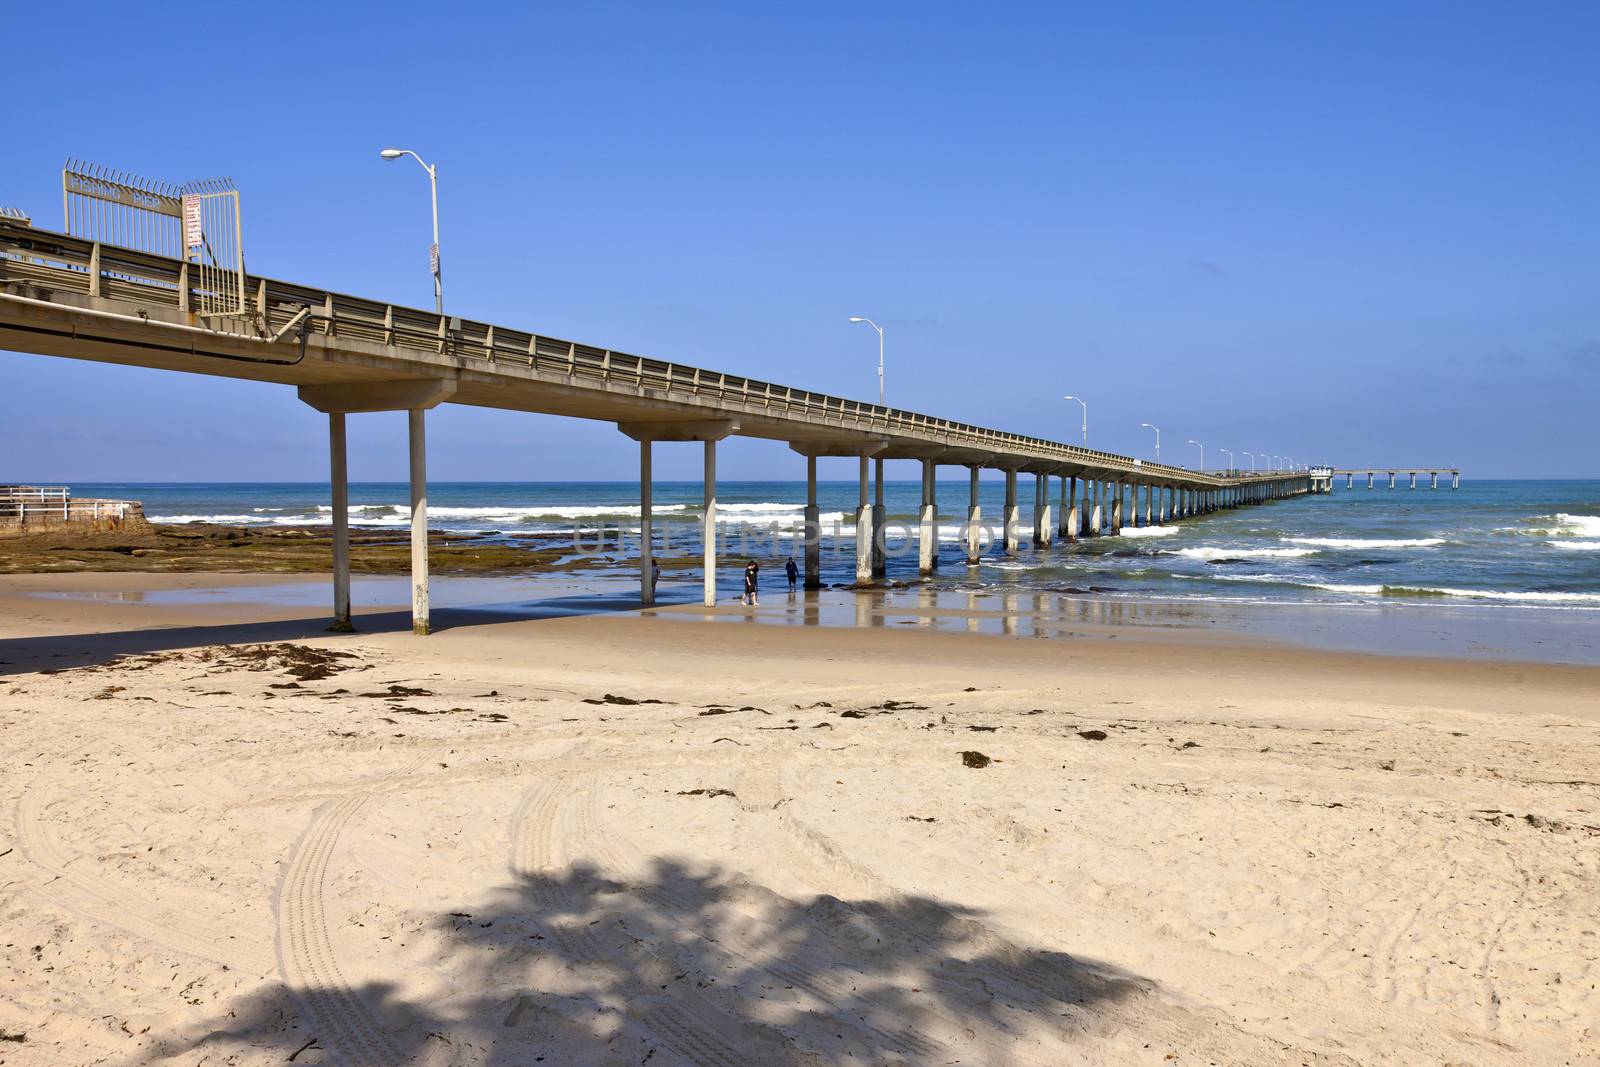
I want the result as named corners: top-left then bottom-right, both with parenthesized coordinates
top-left (162, 857), bottom-right (1198, 1066)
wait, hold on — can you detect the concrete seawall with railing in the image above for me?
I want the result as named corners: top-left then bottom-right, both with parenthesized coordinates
top-left (0, 486), bottom-right (149, 536)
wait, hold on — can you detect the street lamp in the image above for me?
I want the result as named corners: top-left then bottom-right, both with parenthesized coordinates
top-left (847, 316), bottom-right (885, 406)
top-left (1141, 422), bottom-right (1160, 462)
top-left (379, 147), bottom-right (442, 314)
top-left (1220, 448), bottom-right (1234, 472)
top-left (1063, 395), bottom-right (1087, 446)
top-left (1187, 439), bottom-right (1203, 471)
top-left (1243, 451), bottom-right (1255, 472)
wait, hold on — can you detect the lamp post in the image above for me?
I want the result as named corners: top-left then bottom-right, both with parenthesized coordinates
top-left (379, 148), bottom-right (442, 314)
top-left (1188, 439), bottom-right (1203, 471)
top-left (1243, 451), bottom-right (1255, 472)
top-left (1141, 422), bottom-right (1160, 462)
top-left (1063, 395), bottom-right (1087, 446)
top-left (1220, 448), bottom-right (1234, 473)
top-left (847, 316), bottom-right (885, 406)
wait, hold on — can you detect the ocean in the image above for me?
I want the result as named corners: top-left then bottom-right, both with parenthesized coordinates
top-left (72, 478), bottom-right (1600, 611)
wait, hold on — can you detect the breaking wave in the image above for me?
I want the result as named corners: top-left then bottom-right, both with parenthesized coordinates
top-left (1285, 536), bottom-right (1445, 549)
top-left (1116, 525), bottom-right (1182, 538)
top-left (1175, 546), bottom-right (1318, 560)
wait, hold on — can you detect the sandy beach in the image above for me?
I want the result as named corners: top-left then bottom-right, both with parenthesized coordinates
top-left (1, 574), bottom-right (1597, 1066)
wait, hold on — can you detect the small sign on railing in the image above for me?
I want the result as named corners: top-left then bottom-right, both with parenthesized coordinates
top-left (182, 195), bottom-right (203, 249)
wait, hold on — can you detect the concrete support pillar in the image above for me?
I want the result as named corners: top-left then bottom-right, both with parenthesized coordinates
top-left (1110, 482), bottom-right (1123, 532)
top-left (1367, 472), bottom-right (1374, 490)
top-left (804, 455), bottom-right (821, 589)
top-left (1088, 479), bottom-right (1102, 536)
top-left (869, 457), bottom-right (887, 577)
top-left (918, 459), bottom-right (938, 575)
top-left (1037, 474), bottom-right (1053, 547)
top-left (966, 465), bottom-right (982, 564)
top-left (1066, 476), bottom-right (1079, 543)
top-left (1058, 475), bottom-right (1069, 538)
top-left (856, 456), bottom-right (874, 584)
top-left (1452, 471), bottom-right (1460, 490)
top-left (1144, 484), bottom-right (1154, 525)
top-left (1410, 472), bottom-right (1417, 490)
top-left (703, 439), bottom-right (718, 606)
top-left (640, 438), bottom-right (655, 605)
top-left (1389, 472), bottom-right (1396, 489)
top-left (408, 408), bottom-right (430, 636)
top-left (1430, 471), bottom-right (1438, 490)
top-left (1003, 468), bottom-right (1021, 554)
top-left (328, 412), bottom-right (352, 632)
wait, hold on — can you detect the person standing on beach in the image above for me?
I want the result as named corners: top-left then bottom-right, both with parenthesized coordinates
top-left (743, 560), bottom-right (760, 606)
top-left (785, 556), bottom-right (798, 593)
top-left (650, 558), bottom-right (661, 599)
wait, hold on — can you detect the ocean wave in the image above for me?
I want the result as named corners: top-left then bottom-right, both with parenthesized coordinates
top-left (1503, 513), bottom-right (1600, 538)
top-left (1116, 526), bottom-right (1181, 538)
top-left (1286, 579), bottom-right (1600, 605)
top-left (152, 513), bottom-right (314, 525)
top-left (1549, 539), bottom-right (1600, 551)
top-left (1286, 536), bottom-right (1444, 549)
top-left (1175, 547), bottom-right (1317, 560)
top-left (1554, 513), bottom-right (1600, 538)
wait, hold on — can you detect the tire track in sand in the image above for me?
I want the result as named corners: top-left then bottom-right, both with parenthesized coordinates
top-left (508, 775), bottom-right (773, 1067)
top-left (12, 788), bottom-right (276, 974)
top-left (275, 760), bottom-right (426, 1067)
top-left (567, 771), bottom-right (946, 1060)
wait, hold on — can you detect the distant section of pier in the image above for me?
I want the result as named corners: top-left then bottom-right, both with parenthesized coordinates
top-left (1307, 467), bottom-right (1461, 493)
top-left (0, 485), bottom-right (148, 536)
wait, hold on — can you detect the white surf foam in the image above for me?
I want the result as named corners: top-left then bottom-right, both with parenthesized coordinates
top-left (1549, 539), bottom-right (1600, 551)
top-left (1554, 513), bottom-right (1600, 538)
top-left (1286, 537), bottom-right (1444, 549)
top-left (1117, 525), bottom-right (1182, 538)
top-left (1175, 546), bottom-right (1318, 560)
top-left (1299, 581), bottom-right (1600, 604)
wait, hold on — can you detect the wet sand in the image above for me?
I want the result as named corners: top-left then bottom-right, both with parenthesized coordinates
top-left (1, 573), bottom-right (1598, 1065)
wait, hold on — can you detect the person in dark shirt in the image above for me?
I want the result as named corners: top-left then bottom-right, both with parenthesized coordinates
top-left (742, 560), bottom-right (760, 605)
top-left (785, 556), bottom-right (799, 592)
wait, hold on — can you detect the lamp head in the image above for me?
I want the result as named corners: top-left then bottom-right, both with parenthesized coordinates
top-left (848, 316), bottom-right (864, 323)
top-left (379, 148), bottom-right (405, 160)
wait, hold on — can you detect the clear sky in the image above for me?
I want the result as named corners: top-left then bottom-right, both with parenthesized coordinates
top-left (4, 2), bottom-right (1596, 481)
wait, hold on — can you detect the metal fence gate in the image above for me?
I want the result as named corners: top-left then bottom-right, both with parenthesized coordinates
top-left (62, 160), bottom-right (248, 321)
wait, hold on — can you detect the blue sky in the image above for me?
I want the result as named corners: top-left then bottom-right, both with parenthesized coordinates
top-left (4, 1), bottom-right (1596, 481)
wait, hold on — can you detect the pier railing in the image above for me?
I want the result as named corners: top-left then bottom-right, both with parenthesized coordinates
top-left (0, 485), bottom-right (138, 527)
top-left (0, 220), bottom-right (1261, 487)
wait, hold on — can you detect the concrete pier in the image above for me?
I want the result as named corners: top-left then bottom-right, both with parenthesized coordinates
top-left (919, 459), bottom-right (938, 575)
top-left (0, 215), bottom-right (1345, 633)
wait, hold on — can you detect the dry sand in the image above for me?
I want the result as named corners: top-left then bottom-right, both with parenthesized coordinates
top-left (1, 574), bottom-right (1597, 1066)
